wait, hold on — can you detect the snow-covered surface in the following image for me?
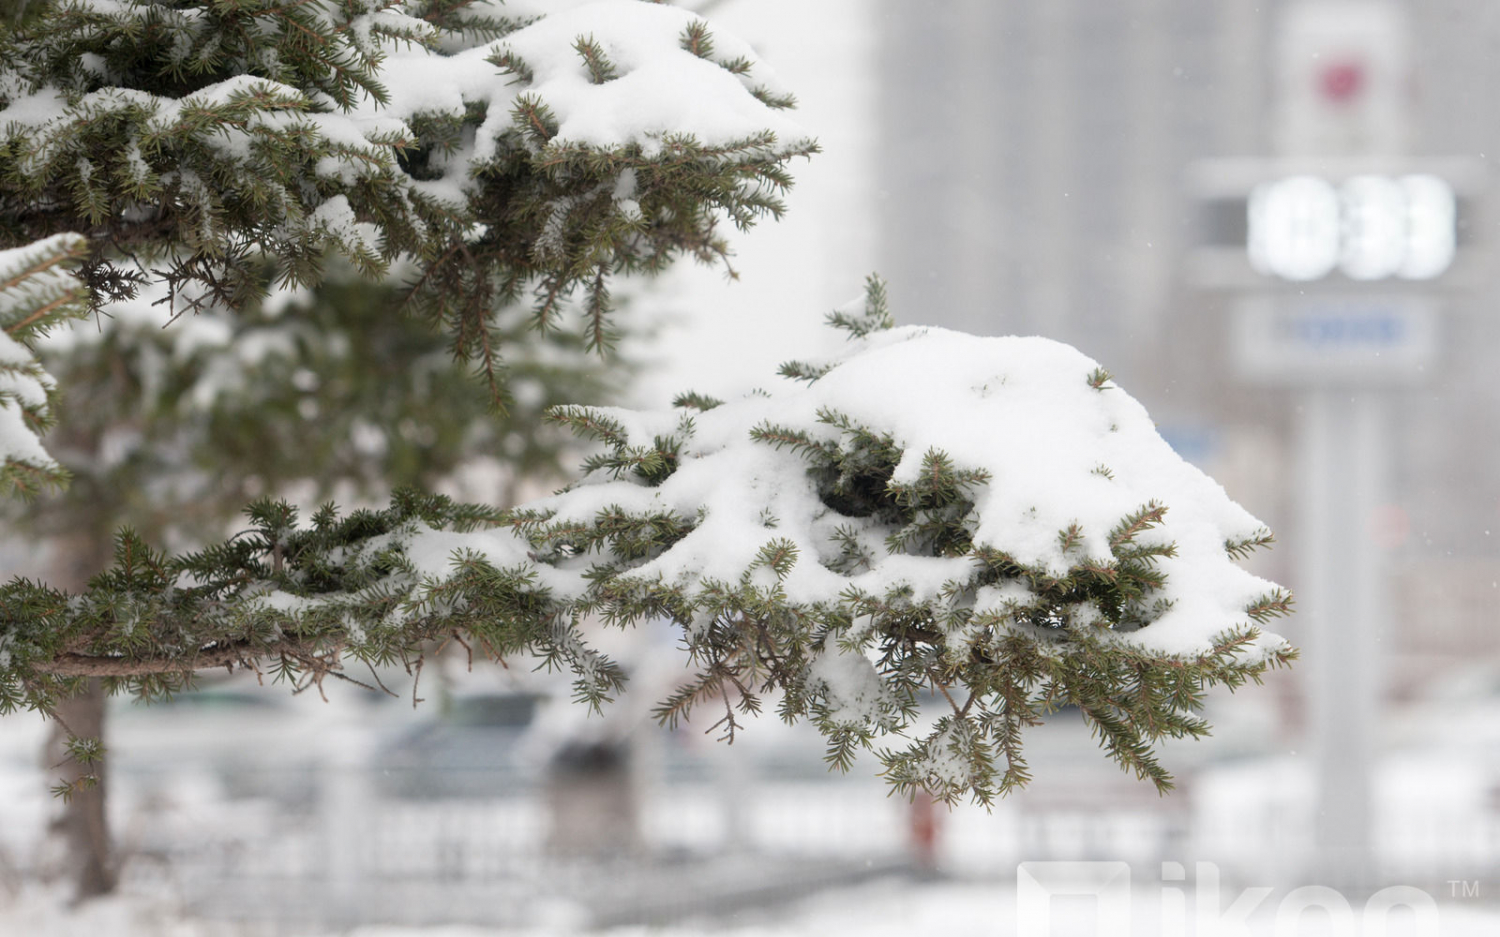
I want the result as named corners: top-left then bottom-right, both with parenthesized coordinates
top-left (0, 345), bottom-right (54, 469)
top-left (1, 878), bottom-right (1496, 936)
top-left (0, 0), bottom-right (807, 213)
top-left (533, 325), bottom-right (1288, 660)
top-left (0, 235), bottom-right (86, 482)
top-left (807, 645), bottom-right (893, 728)
top-left (487, 2), bottom-right (800, 151)
top-left (225, 321), bottom-right (1287, 685)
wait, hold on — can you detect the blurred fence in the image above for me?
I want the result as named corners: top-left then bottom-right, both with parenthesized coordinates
top-left (76, 758), bottom-right (1499, 929)
top-left (111, 764), bottom-right (921, 929)
top-left (3, 705), bottom-right (1499, 933)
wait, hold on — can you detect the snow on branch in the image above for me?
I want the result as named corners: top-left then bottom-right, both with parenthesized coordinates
top-left (0, 279), bottom-right (1295, 800)
top-left (0, 0), bottom-right (817, 390)
top-left (0, 233), bottom-right (89, 499)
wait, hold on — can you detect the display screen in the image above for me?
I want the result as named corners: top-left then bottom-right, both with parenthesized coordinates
top-left (1246, 174), bottom-right (1457, 281)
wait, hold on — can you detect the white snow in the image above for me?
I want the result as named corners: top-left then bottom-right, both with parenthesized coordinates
top-left (0, 334), bottom-right (49, 408)
top-left (527, 324), bottom-right (1288, 662)
top-left (495, 2), bottom-right (801, 153)
top-left (310, 195), bottom-right (383, 256)
top-left (404, 524), bottom-right (539, 583)
top-left (0, 0), bottom-right (809, 260)
top-left (160, 322), bottom-right (1288, 673)
top-left (0, 395), bottom-right (54, 469)
top-left (807, 645), bottom-right (893, 728)
top-left (0, 875), bottom-right (1492, 936)
top-left (0, 234), bottom-right (88, 483)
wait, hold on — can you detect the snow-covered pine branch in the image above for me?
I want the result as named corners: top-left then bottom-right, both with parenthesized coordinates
top-left (0, 0), bottom-right (816, 387)
top-left (0, 232), bottom-right (88, 499)
top-left (0, 279), bottom-right (1295, 800)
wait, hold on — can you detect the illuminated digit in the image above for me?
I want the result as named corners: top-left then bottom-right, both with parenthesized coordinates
top-left (1339, 175), bottom-right (1406, 280)
top-left (1399, 174), bottom-right (1456, 280)
top-left (1248, 176), bottom-right (1340, 281)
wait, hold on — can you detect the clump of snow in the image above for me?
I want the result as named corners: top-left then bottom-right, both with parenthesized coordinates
top-left (529, 325), bottom-right (1289, 662)
top-left (0, 334), bottom-right (51, 410)
top-left (493, 1), bottom-right (802, 154)
top-left (0, 235), bottom-right (88, 486)
top-left (611, 167), bottom-right (641, 221)
top-left (310, 195), bottom-right (383, 257)
top-left (0, 398), bottom-right (53, 472)
top-left (404, 523), bottom-right (583, 599)
top-left (340, 0), bottom-right (807, 201)
top-left (808, 646), bottom-right (894, 728)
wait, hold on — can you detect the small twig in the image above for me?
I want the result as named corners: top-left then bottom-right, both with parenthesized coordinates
top-left (934, 680), bottom-right (963, 718)
top-left (958, 692), bottom-right (977, 719)
top-left (705, 697), bottom-right (739, 744)
top-left (451, 632), bottom-right (474, 671)
top-left (327, 670), bottom-right (380, 694)
top-left (362, 659), bottom-right (399, 698)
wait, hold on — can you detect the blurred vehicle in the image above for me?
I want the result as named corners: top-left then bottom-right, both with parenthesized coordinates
top-left (372, 692), bottom-right (548, 799)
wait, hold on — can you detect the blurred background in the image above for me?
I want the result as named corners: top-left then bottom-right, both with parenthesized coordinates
top-left (5, 0), bottom-right (1500, 933)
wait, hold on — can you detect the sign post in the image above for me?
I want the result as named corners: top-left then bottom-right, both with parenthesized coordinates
top-left (1184, 0), bottom-right (1482, 889)
top-left (1276, 0), bottom-right (1405, 889)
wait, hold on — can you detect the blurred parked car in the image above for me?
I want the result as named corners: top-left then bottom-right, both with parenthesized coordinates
top-left (372, 692), bottom-right (548, 799)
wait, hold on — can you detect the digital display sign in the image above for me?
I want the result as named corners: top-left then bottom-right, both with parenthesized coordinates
top-left (1245, 174), bottom-right (1456, 282)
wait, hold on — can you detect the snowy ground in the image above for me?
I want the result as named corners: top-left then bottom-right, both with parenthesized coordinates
top-left (6, 685), bottom-right (1500, 936)
top-left (5, 878), bottom-right (1500, 937)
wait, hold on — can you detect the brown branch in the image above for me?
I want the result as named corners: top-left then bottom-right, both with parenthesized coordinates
top-left (958, 691), bottom-right (977, 719)
top-left (411, 655), bottom-right (425, 709)
top-left (32, 638), bottom-right (326, 677)
top-left (3, 291), bottom-right (82, 336)
top-left (934, 679), bottom-right (963, 718)
top-left (0, 247), bottom-right (79, 294)
top-left (451, 631), bottom-right (474, 670)
top-left (526, 106), bottom-right (552, 141)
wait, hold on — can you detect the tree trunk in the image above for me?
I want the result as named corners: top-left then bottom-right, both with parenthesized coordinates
top-left (45, 680), bottom-right (116, 901)
top-left (41, 531), bottom-right (118, 902)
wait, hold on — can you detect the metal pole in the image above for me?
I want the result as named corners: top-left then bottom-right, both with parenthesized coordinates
top-left (1301, 388), bottom-right (1386, 886)
top-left (1275, 0), bottom-right (1406, 888)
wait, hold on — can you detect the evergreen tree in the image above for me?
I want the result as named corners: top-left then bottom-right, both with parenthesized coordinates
top-left (0, 0), bottom-right (1294, 848)
top-left (1, 0), bottom-right (771, 898)
top-left (6, 263), bottom-right (619, 898)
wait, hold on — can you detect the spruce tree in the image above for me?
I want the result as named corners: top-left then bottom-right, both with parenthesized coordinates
top-left (6, 263), bottom-right (619, 898)
top-left (1, 0), bottom-right (794, 898)
top-left (0, 0), bottom-right (1294, 843)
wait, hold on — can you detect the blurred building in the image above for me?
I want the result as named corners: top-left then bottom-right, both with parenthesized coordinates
top-left (875, 0), bottom-right (1500, 700)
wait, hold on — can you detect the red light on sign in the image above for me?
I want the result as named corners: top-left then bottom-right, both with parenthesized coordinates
top-left (1320, 60), bottom-right (1365, 103)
